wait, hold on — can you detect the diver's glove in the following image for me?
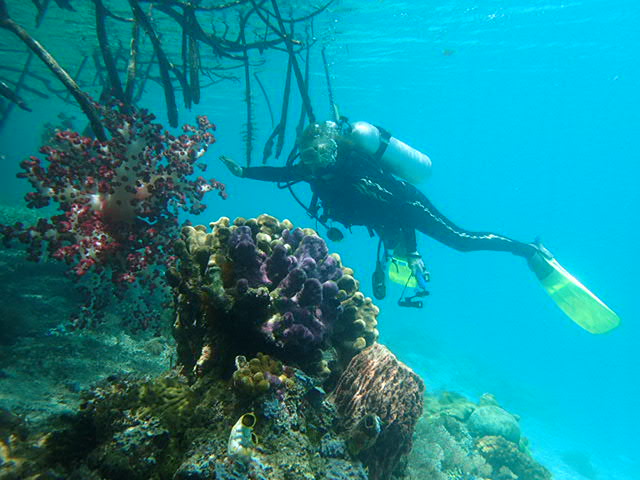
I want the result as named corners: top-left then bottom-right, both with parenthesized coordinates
top-left (407, 251), bottom-right (430, 290)
top-left (220, 155), bottom-right (244, 177)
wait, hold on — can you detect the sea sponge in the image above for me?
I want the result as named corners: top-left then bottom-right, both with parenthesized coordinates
top-left (330, 344), bottom-right (424, 480)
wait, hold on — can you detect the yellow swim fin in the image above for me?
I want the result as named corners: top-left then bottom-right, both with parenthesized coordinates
top-left (528, 252), bottom-right (620, 334)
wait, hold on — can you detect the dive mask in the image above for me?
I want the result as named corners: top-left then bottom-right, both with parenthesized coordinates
top-left (299, 121), bottom-right (339, 171)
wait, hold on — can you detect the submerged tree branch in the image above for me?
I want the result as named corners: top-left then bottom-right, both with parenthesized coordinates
top-left (128, 0), bottom-right (179, 127)
top-left (0, 0), bottom-right (106, 140)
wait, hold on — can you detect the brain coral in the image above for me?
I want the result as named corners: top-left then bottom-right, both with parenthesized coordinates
top-left (167, 214), bottom-right (379, 376)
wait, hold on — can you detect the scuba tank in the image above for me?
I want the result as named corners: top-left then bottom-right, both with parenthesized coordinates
top-left (350, 121), bottom-right (432, 184)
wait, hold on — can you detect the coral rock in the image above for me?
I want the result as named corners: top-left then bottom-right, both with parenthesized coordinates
top-left (330, 343), bottom-right (425, 480)
top-left (477, 435), bottom-right (552, 480)
top-left (467, 405), bottom-right (521, 443)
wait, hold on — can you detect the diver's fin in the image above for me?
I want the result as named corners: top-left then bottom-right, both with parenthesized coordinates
top-left (528, 253), bottom-right (620, 334)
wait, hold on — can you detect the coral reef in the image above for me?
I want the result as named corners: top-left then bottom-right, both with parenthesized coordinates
top-left (0, 212), bottom-right (553, 480)
top-left (168, 214), bottom-right (380, 379)
top-left (330, 343), bottom-right (425, 480)
top-left (0, 103), bottom-right (226, 328)
top-left (0, 214), bottom-right (404, 480)
top-left (406, 391), bottom-right (551, 480)
top-left (467, 404), bottom-right (521, 443)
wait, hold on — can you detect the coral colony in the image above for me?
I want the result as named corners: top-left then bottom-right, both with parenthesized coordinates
top-left (168, 215), bottom-right (380, 375)
top-left (1, 103), bottom-right (226, 327)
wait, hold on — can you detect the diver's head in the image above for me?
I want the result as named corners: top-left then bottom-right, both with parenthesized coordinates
top-left (299, 121), bottom-right (339, 173)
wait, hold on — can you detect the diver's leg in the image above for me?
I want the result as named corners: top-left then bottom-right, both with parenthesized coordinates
top-left (402, 190), bottom-right (537, 258)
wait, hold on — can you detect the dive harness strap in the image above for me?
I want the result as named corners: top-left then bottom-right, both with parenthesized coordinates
top-left (373, 125), bottom-right (392, 163)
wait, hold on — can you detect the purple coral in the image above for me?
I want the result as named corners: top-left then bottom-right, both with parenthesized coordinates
top-left (265, 234), bottom-right (345, 351)
top-left (229, 226), bottom-right (268, 287)
top-left (296, 278), bottom-right (323, 307)
top-left (218, 221), bottom-right (346, 353)
top-left (264, 243), bottom-right (293, 286)
top-left (282, 228), bottom-right (305, 249)
top-left (278, 268), bottom-right (307, 298)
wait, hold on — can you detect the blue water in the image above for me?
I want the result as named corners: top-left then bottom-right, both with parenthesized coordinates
top-left (1, 1), bottom-right (638, 479)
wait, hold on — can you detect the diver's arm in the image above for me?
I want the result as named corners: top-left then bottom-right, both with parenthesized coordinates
top-left (243, 165), bottom-right (306, 182)
top-left (219, 156), bottom-right (305, 183)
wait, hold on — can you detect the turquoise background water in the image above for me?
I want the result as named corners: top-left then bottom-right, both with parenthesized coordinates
top-left (1, 1), bottom-right (638, 479)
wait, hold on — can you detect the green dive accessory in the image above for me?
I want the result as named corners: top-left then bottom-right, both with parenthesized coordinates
top-left (528, 253), bottom-right (620, 334)
top-left (388, 256), bottom-right (418, 288)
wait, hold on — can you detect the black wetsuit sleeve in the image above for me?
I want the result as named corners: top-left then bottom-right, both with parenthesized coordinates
top-left (242, 164), bottom-right (306, 183)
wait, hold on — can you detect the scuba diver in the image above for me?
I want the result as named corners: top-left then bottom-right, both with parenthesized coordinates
top-left (220, 120), bottom-right (620, 333)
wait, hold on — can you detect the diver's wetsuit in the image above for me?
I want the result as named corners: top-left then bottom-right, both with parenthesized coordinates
top-left (242, 145), bottom-right (537, 259)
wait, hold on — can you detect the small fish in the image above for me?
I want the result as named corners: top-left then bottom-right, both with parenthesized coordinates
top-left (326, 227), bottom-right (344, 242)
top-left (305, 386), bottom-right (326, 407)
top-left (442, 49), bottom-right (456, 56)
